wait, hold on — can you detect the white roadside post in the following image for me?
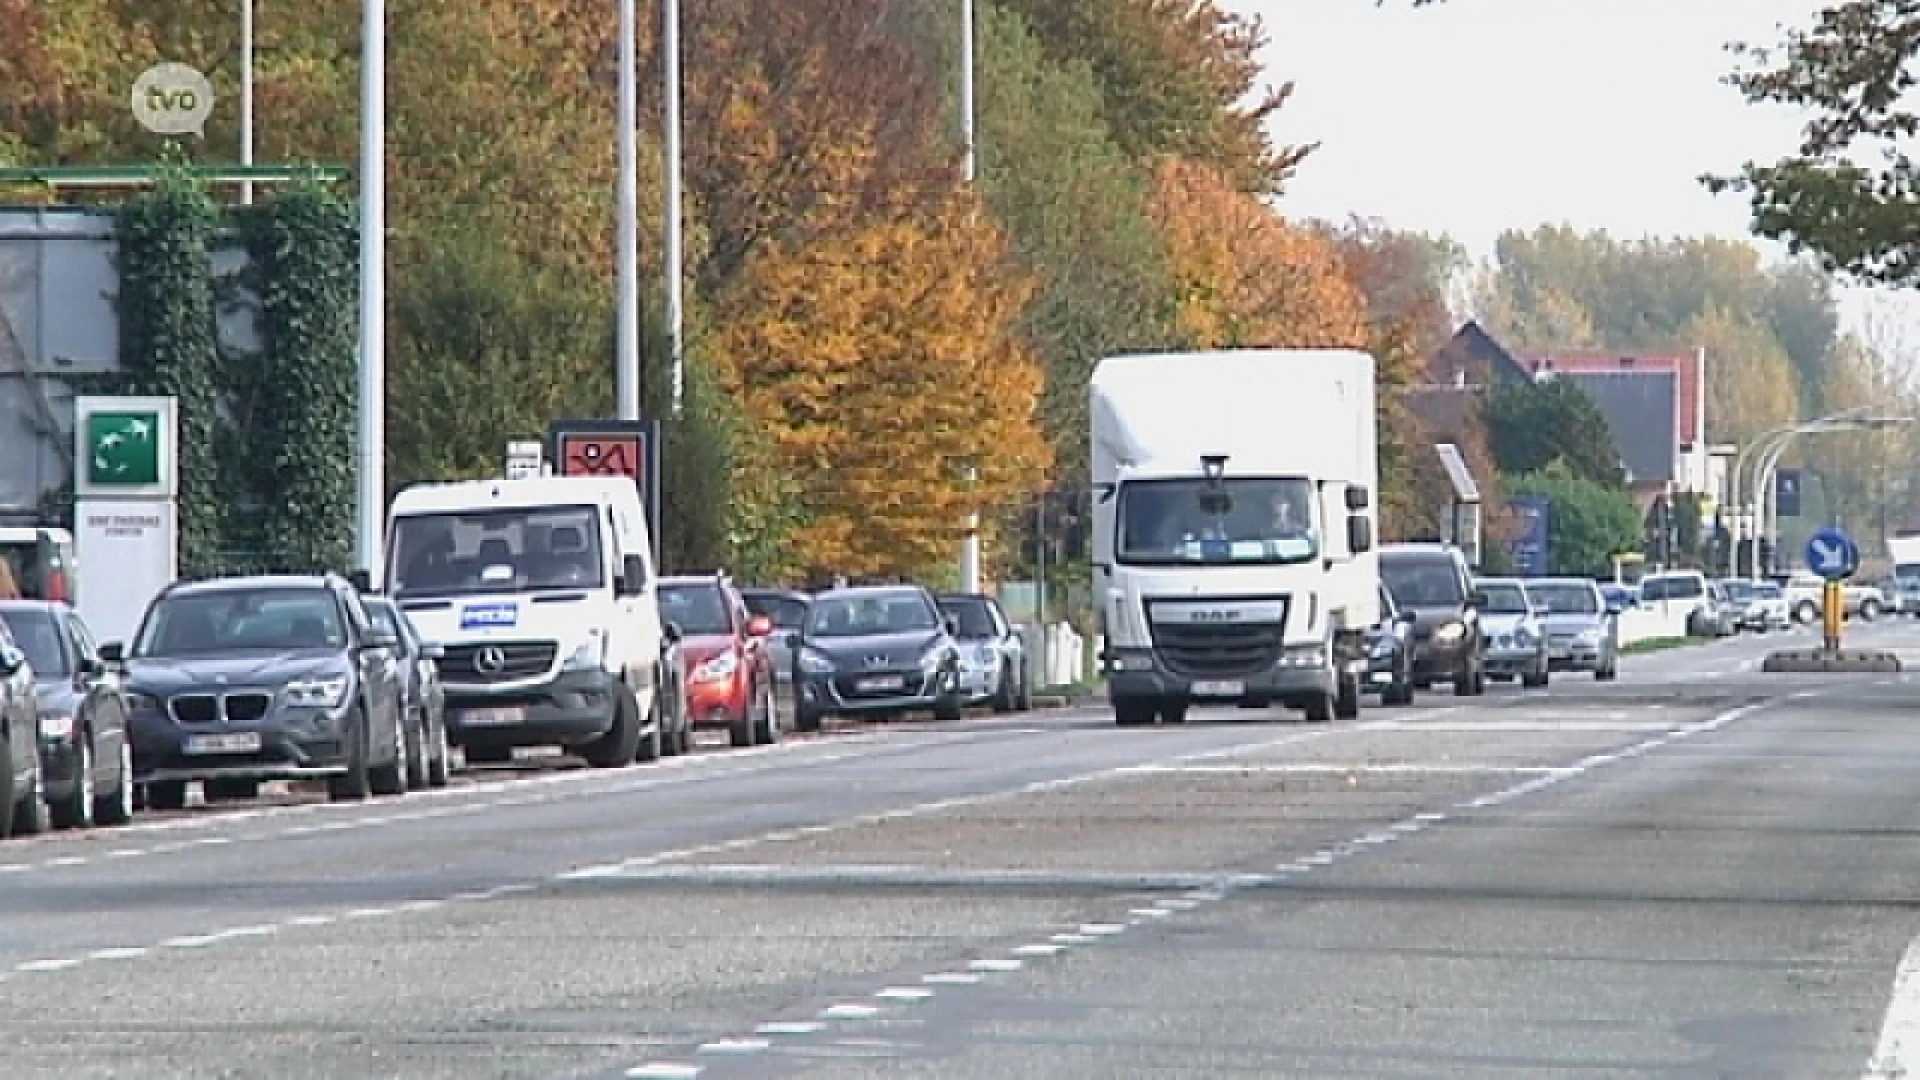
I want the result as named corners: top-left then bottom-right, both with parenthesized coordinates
top-left (663, 0), bottom-right (685, 416)
top-left (353, 0), bottom-right (386, 584)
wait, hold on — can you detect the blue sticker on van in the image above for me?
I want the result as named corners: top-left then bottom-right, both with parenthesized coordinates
top-left (459, 602), bottom-right (519, 630)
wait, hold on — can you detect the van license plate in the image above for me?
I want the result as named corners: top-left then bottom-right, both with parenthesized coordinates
top-left (183, 732), bottom-right (261, 755)
top-left (461, 707), bottom-right (526, 727)
top-left (1191, 680), bottom-right (1244, 697)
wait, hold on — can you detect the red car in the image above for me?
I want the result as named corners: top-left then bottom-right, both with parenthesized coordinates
top-left (658, 573), bottom-right (780, 747)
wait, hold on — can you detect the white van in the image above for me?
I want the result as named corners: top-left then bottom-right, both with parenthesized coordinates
top-left (383, 476), bottom-right (683, 767)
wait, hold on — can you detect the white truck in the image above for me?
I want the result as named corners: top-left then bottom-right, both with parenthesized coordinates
top-left (1888, 534), bottom-right (1920, 615)
top-left (1090, 349), bottom-right (1381, 726)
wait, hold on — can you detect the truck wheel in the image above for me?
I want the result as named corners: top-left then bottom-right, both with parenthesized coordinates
top-left (1303, 693), bottom-right (1335, 723)
top-left (583, 685), bottom-right (643, 768)
top-left (1334, 673), bottom-right (1361, 720)
top-left (1114, 699), bottom-right (1157, 727)
top-left (633, 691), bottom-right (663, 764)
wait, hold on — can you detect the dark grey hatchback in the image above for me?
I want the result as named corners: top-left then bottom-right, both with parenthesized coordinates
top-left (793, 585), bottom-right (963, 731)
top-left (0, 601), bottom-right (133, 829)
top-left (102, 574), bottom-right (409, 809)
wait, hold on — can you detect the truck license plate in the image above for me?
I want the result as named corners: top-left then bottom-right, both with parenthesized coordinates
top-left (856, 675), bottom-right (905, 693)
top-left (182, 732), bottom-right (261, 755)
top-left (1191, 680), bottom-right (1244, 697)
top-left (460, 706), bottom-right (526, 727)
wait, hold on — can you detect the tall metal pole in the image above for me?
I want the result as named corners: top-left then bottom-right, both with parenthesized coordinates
top-left (614, 0), bottom-right (640, 421)
top-left (354, 0), bottom-right (386, 580)
top-left (240, 0), bottom-right (255, 205)
top-left (663, 0), bottom-right (685, 415)
top-left (956, 0), bottom-right (981, 594)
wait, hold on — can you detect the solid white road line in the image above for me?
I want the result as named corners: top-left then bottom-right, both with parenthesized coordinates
top-left (1863, 934), bottom-right (1920, 1078)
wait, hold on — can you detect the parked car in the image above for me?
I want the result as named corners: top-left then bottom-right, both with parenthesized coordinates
top-left (1474, 578), bottom-right (1550, 688)
top-left (362, 595), bottom-right (452, 788)
top-left (1738, 580), bottom-right (1791, 631)
top-left (0, 626), bottom-right (44, 836)
top-left (740, 588), bottom-right (810, 683)
top-left (1524, 577), bottom-right (1620, 680)
top-left (0, 601), bottom-right (134, 829)
top-left (793, 584), bottom-right (964, 731)
top-left (936, 593), bottom-right (1030, 713)
top-left (103, 573), bottom-right (411, 809)
top-left (1363, 581), bottom-right (1416, 705)
top-left (1689, 581), bottom-right (1743, 637)
top-left (660, 573), bottom-right (779, 747)
top-left (1782, 571), bottom-right (1886, 623)
top-left (1379, 543), bottom-right (1485, 696)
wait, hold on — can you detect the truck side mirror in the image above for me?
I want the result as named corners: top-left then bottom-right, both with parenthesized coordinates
top-left (1345, 485), bottom-right (1370, 511)
top-left (1346, 515), bottom-right (1373, 554)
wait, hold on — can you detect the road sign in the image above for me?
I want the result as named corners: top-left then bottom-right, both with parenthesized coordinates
top-left (74, 396), bottom-right (177, 500)
top-left (1776, 468), bottom-right (1803, 519)
top-left (1805, 525), bottom-right (1860, 581)
top-left (547, 419), bottom-right (662, 560)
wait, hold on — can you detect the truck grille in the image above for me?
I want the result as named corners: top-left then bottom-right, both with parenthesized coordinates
top-left (1151, 622), bottom-right (1284, 679)
top-left (438, 641), bottom-right (558, 684)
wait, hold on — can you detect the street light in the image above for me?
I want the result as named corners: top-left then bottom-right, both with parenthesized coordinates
top-left (956, 0), bottom-right (980, 594)
top-left (353, 0), bottom-right (386, 580)
top-left (1744, 409), bottom-right (1917, 578)
top-left (240, 0), bottom-right (254, 206)
top-left (615, 0), bottom-right (640, 421)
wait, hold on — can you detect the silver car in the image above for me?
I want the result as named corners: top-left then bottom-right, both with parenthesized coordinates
top-left (1524, 577), bottom-right (1619, 681)
top-left (937, 593), bottom-right (1030, 713)
top-left (1473, 578), bottom-right (1550, 689)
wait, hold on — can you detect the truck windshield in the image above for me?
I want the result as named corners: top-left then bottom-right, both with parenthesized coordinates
top-left (1116, 478), bottom-right (1316, 566)
top-left (389, 505), bottom-right (605, 598)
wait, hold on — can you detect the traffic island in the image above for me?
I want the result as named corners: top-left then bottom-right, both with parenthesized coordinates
top-left (1761, 648), bottom-right (1902, 674)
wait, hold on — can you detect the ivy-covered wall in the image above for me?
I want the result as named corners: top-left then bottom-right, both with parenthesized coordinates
top-left (99, 173), bottom-right (359, 578)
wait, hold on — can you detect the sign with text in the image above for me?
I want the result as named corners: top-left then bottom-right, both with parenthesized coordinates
top-left (1775, 468), bottom-right (1803, 519)
top-left (75, 499), bottom-right (177, 647)
top-left (1507, 495), bottom-right (1551, 577)
top-left (75, 396), bottom-right (178, 499)
top-left (547, 419), bottom-right (662, 558)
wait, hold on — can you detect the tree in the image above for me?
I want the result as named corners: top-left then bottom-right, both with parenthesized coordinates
top-left (1146, 157), bottom-right (1368, 349)
top-left (994, 0), bottom-right (1307, 193)
top-left (1485, 377), bottom-right (1624, 489)
top-left (1679, 304), bottom-right (1797, 445)
top-left (711, 192), bottom-right (1051, 580)
top-left (1505, 461), bottom-right (1642, 578)
top-left (1710, 4), bottom-right (1920, 287)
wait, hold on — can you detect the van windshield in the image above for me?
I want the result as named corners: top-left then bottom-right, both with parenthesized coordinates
top-left (389, 505), bottom-right (605, 598)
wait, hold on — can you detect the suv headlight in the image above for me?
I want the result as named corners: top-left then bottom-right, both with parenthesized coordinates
top-left (563, 638), bottom-right (605, 672)
top-left (799, 649), bottom-right (835, 675)
top-left (1432, 621), bottom-right (1466, 645)
top-left (283, 676), bottom-right (349, 709)
top-left (126, 692), bottom-right (162, 712)
top-left (693, 650), bottom-right (739, 682)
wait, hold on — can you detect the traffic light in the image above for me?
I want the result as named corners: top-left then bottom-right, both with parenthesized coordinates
top-left (1775, 468), bottom-right (1802, 519)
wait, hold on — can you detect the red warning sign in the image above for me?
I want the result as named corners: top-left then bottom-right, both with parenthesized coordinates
top-left (557, 432), bottom-right (644, 481)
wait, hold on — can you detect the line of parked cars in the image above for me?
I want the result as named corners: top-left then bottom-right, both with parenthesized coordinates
top-left (0, 474), bottom-right (1038, 839)
top-left (1362, 543), bottom-right (1625, 707)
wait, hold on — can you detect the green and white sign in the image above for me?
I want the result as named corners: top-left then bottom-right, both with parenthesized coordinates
top-left (74, 396), bottom-right (177, 499)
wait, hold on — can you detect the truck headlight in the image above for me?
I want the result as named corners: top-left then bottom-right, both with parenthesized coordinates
top-left (799, 649), bottom-right (835, 675)
top-left (693, 650), bottom-right (738, 682)
top-left (1278, 646), bottom-right (1325, 668)
top-left (283, 677), bottom-right (349, 709)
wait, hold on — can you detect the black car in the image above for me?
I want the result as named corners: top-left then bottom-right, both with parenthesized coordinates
top-left (363, 595), bottom-right (452, 789)
top-left (793, 584), bottom-right (963, 731)
top-left (1378, 543), bottom-right (1486, 697)
top-left (1363, 582), bottom-right (1417, 706)
top-left (0, 626), bottom-right (43, 837)
top-left (102, 573), bottom-right (410, 808)
top-left (0, 601), bottom-right (133, 829)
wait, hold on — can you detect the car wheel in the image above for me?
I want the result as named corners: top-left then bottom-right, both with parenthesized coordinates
top-left (1334, 672), bottom-right (1361, 720)
top-left (631, 690), bottom-right (663, 764)
top-left (95, 736), bottom-right (135, 826)
top-left (328, 708), bottom-right (374, 802)
top-left (426, 716), bottom-right (452, 788)
top-left (932, 686), bottom-right (964, 723)
top-left (1303, 692), bottom-right (1335, 723)
top-left (1863, 598), bottom-right (1883, 621)
top-left (991, 660), bottom-right (1019, 714)
top-left (13, 755), bottom-right (49, 835)
top-left (368, 706), bottom-right (409, 798)
top-left (753, 678), bottom-right (780, 745)
top-left (50, 732), bottom-right (95, 830)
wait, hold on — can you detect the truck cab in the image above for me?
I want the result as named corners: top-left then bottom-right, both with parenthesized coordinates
top-left (382, 475), bottom-right (675, 768)
top-left (1091, 350), bottom-right (1381, 726)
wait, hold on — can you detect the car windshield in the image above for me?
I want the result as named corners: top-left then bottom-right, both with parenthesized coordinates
top-left (1754, 583), bottom-right (1783, 599)
top-left (807, 592), bottom-right (939, 637)
top-left (1382, 556), bottom-right (1464, 608)
top-left (1478, 583), bottom-right (1530, 614)
top-left (659, 583), bottom-right (733, 636)
top-left (1528, 583), bottom-right (1599, 615)
top-left (1116, 477), bottom-right (1317, 566)
top-left (389, 505), bottom-right (605, 598)
top-left (0, 608), bottom-right (66, 676)
top-left (744, 593), bottom-right (808, 631)
top-left (1720, 580), bottom-right (1755, 603)
top-left (134, 588), bottom-right (345, 658)
top-left (938, 597), bottom-right (999, 640)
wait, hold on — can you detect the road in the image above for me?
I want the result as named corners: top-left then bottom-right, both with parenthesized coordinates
top-left (4, 622), bottom-right (1920, 1079)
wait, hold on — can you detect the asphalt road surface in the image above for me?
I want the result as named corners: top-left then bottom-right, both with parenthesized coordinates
top-left (7, 621), bottom-right (1920, 1079)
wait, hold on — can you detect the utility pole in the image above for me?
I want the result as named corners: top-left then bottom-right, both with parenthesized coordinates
top-left (664, 0), bottom-right (685, 415)
top-left (240, 0), bottom-right (254, 205)
top-left (354, 0), bottom-right (386, 580)
top-left (956, 0), bottom-right (981, 594)
top-left (614, 0), bottom-right (640, 421)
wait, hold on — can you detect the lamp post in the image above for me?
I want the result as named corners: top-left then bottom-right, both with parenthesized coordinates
top-left (614, 0), bottom-right (640, 421)
top-left (1746, 408), bottom-right (1915, 578)
top-left (955, 0), bottom-right (980, 594)
top-left (353, 0), bottom-right (386, 580)
top-left (240, 0), bottom-right (254, 205)
top-left (663, 0), bottom-right (685, 416)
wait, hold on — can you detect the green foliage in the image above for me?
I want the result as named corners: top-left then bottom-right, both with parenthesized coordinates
top-left (385, 225), bottom-right (611, 491)
top-left (113, 172), bottom-right (222, 575)
top-left (1709, 4), bottom-right (1920, 287)
top-left (640, 323), bottom-right (740, 576)
top-left (1505, 461), bottom-right (1642, 578)
top-left (1485, 378), bottom-right (1624, 489)
top-left (243, 186), bottom-right (359, 574)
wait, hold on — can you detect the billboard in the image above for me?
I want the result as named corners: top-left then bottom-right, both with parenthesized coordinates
top-left (1507, 494), bottom-right (1550, 577)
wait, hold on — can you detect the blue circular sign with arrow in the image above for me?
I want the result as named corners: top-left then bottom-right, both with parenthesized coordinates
top-left (1804, 525), bottom-right (1860, 582)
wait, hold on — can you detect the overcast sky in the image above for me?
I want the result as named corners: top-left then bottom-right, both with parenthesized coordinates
top-left (1216, 0), bottom-right (1920, 338)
